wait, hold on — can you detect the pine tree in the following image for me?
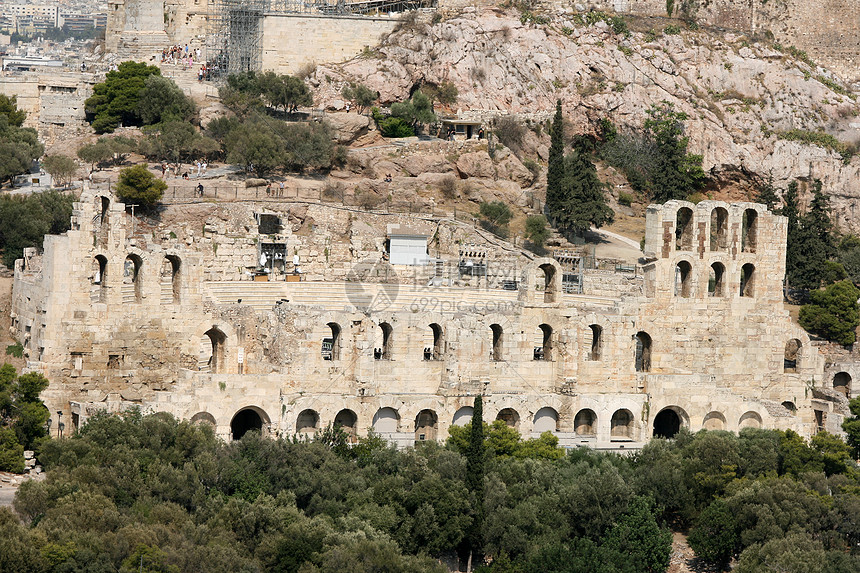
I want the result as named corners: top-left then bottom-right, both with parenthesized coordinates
top-left (754, 176), bottom-right (779, 210)
top-left (546, 100), bottom-right (565, 224)
top-left (465, 395), bottom-right (485, 562)
top-left (555, 148), bottom-right (614, 236)
top-left (780, 180), bottom-right (804, 289)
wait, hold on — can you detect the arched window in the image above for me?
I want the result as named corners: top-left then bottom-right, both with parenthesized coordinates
top-left (202, 327), bottom-right (226, 373)
top-left (191, 412), bottom-right (217, 427)
top-left (675, 261), bottom-right (692, 298)
top-left (574, 409), bottom-right (597, 436)
top-left (539, 263), bottom-right (557, 303)
top-left (92, 255), bottom-right (108, 303)
top-left (740, 263), bottom-right (755, 297)
top-left (738, 411), bottom-right (762, 429)
top-left (533, 407), bottom-right (558, 433)
top-left (123, 254), bottom-right (143, 303)
top-left (833, 372), bottom-right (851, 397)
top-left (708, 262), bottom-right (725, 297)
top-left (334, 409), bottom-right (357, 438)
top-left (323, 322), bottom-right (341, 361)
top-left (230, 407), bottom-right (268, 441)
top-left (742, 209), bottom-right (758, 253)
top-left (533, 324), bottom-right (553, 361)
top-left (375, 322), bottom-right (392, 360)
top-left (296, 409), bottom-right (319, 435)
top-left (490, 324), bottom-right (503, 361)
top-left (496, 408), bottom-right (519, 429)
top-left (675, 207), bottom-right (694, 251)
top-left (635, 331), bottom-right (652, 372)
top-left (415, 409), bottom-right (438, 441)
top-left (161, 255), bottom-right (181, 304)
top-left (653, 407), bottom-right (685, 438)
top-left (710, 207), bottom-right (728, 251)
top-left (588, 324), bottom-right (602, 361)
top-left (610, 409), bottom-right (633, 439)
top-left (452, 406), bottom-right (474, 427)
top-left (702, 411), bottom-right (726, 430)
top-left (372, 407), bottom-right (400, 433)
top-left (424, 323), bottom-right (443, 361)
top-left (784, 339), bottom-right (801, 373)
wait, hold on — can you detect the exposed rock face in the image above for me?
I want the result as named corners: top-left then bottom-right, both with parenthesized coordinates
top-left (311, 8), bottom-right (860, 231)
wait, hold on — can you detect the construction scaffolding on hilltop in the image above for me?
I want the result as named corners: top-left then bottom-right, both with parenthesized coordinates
top-left (206, 0), bottom-right (437, 77)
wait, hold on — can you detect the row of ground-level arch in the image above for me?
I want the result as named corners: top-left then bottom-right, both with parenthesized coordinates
top-left (215, 404), bottom-right (770, 444)
top-left (91, 253), bottom-right (182, 304)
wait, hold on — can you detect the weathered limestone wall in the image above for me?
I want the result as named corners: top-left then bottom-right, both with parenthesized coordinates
top-left (0, 73), bottom-right (94, 134)
top-left (260, 14), bottom-right (398, 74)
top-left (13, 191), bottom-right (849, 449)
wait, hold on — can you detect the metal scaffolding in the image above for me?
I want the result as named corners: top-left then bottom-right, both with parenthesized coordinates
top-left (206, 0), bottom-right (437, 78)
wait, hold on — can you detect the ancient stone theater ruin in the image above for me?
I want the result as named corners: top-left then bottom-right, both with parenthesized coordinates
top-left (10, 191), bottom-right (848, 447)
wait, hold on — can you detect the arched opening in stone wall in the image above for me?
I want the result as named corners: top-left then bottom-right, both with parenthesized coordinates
top-left (372, 407), bottom-right (400, 433)
top-left (533, 324), bottom-right (553, 361)
top-left (96, 196), bottom-right (110, 247)
top-left (539, 263), bottom-right (557, 303)
top-left (162, 255), bottom-right (181, 304)
top-left (675, 207), bottom-right (694, 251)
top-left (833, 372), bottom-right (851, 397)
top-left (202, 327), bottom-right (226, 373)
top-left (708, 262), bottom-right (725, 297)
top-left (653, 407), bottom-right (685, 439)
top-left (703, 411), bottom-right (726, 430)
top-left (334, 409), bottom-right (357, 438)
top-left (533, 407), bottom-right (558, 433)
top-left (414, 409), bottom-right (438, 441)
top-left (635, 331), bottom-right (652, 372)
top-left (375, 322), bottom-right (393, 360)
top-left (452, 406), bottom-right (474, 426)
top-left (574, 409), bottom-right (597, 436)
top-left (610, 409), bottom-right (634, 439)
top-left (675, 260), bottom-right (692, 298)
top-left (296, 409), bottom-right (319, 435)
top-left (496, 408), bottom-right (520, 429)
top-left (782, 401), bottom-right (797, 414)
top-left (424, 323), bottom-right (443, 361)
top-left (91, 255), bottom-right (108, 303)
top-left (784, 339), bottom-right (801, 373)
top-left (490, 324), bottom-right (504, 361)
top-left (710, 207), bottom-right (728, 251)
top-left (323, 322), bottom-right (341, 361)
top-left (190, 412), bottom-right (216, 427)
top-left (588, 324), bottom-right (602, 361)
top-left (740, 263), bottom-right (755, 297)
top-left (738, 411), bottom-right (762, 429)
top-left (123, 254), bottom-right (143, 303)
top-left (230, 407), bottom-right (266, 441)
top-left (742, 209), bottom-right (758, 253)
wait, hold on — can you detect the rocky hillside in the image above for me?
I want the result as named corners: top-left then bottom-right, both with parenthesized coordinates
top-left (310, 6), bottom-right (860, 232)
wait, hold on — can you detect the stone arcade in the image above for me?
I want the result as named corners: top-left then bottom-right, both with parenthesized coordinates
top-left (10, 193), bottom-right (852, 448)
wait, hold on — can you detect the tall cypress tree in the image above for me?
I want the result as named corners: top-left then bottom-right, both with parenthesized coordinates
top-left (556, 148), bottom-right (614, 236)
top-left (780, 180), bottom-right (803, 289)
top-left (546, 100), bottom-right (565, 224)
top-left (465, 394), bottom-right (485, 563)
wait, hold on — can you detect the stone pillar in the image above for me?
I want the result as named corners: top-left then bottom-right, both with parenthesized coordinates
top-left (115, 0), bottom-right (169, 60)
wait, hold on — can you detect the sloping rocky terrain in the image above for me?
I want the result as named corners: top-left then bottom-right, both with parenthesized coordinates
top-left (311, 7), bottom-right (860, 231)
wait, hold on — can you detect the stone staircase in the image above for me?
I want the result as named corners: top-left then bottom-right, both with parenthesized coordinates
top-left (202, 280), bottom-right (618, 313)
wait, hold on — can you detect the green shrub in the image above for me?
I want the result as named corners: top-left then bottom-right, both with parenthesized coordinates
top-left (115, 164), bottom-right (166, 208)
top-left (777, 129), bottom-right (855, 162)
top-left (5, 343), bottom-right (22, 358)
top-left (664, 24), bottom-right (681, 35)
top-left (618, 191), bottom-right (634, 206)
top-left (378, 117), bottom-right (414, 138)
top-left (0, 427), bottom-right (24, 473)
top-left (799, 280), bottom-right (860, 345)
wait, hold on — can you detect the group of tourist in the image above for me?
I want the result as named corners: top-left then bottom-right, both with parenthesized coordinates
top-left (159, 160), bottom-right (207, 180)
top-left (160, 44), bottom-right (200, 69)
top-left (265, 181), bottom-right (286, 197)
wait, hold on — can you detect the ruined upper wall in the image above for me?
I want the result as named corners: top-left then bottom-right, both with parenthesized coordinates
top-left (569, 0), bottom-right (860, 81)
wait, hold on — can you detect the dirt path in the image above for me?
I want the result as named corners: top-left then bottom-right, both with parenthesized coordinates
top-left (668, 531), bottom-right (719, 573)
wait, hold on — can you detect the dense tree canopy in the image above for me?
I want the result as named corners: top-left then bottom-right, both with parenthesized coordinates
top-left (115, 164), bottom-right (167, 207)
top-left (0, 190), bottom-right (74, 266)
top-left (2, 410), bottom-right (858, 573)
top-left (84, 61), bottom-right (162, 133)
top-left (0, 99), bottom-right (44, 186)
top-left (0, 364), bottom-right (49, 473)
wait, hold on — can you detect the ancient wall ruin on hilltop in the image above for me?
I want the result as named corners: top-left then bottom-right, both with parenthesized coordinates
top-left (10, 189), bottom-right (852, 448)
